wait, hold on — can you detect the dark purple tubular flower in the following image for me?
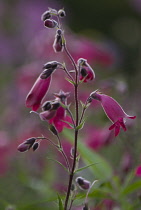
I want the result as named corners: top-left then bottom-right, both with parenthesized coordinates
top-left (78, 58), bottom-right (95, 82)
top-left (25, 75), bottom-right (51, 111)
top-left (53, 29), bottom-right (64, 53)
top-left (90, 91), bottom-right (136, 136)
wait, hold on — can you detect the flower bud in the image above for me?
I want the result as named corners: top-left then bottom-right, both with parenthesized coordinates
top-left (58, 9), bottom-right (66, 18)
top-left (40, 68), bottom-right (54, 79)
top-left (32, 142), bottom-right (40, 151)
top-left (49, 124), bottom-right (58, 136)
top-left (76, 177), bottom-right (90, 190)
top-left (53, 30), bottom-right (64, 52)
top-left (42, 101), bottom-right (52, 111)
top-left (25, 137), bottom-right (36, 145)
top-left (17, 143), bottom-right (29, 152)
top-left (44, 19), bottom-right (58, 28)
top-left (41, 10), bottom-right (51, 21)
top-left (43, 61), bottom-right (59, 70)
top-left (51, 101), bottom-right (60, 110)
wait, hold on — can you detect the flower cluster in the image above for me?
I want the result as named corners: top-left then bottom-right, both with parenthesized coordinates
top-left (18, 7), bottom-right (136, 210)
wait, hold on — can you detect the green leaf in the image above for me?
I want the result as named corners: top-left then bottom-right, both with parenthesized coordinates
top-left (57, 194), bottom-right (64, 210)
top-left (65, 77), bottom-right (75, 85)
top-left (74, 163), bottom-right (100, 174)
top-left (63, 129), bottom-right (113, 181)
top-left (120, 180), bottom-right (141, 196)
top-left (47, 158), bottom-right (68, 173)
top-left (75, 120), bottom-right (85, 131)
top-left (61, 120), bottom-right (74, 128)
top-left (59, 101), bottom-right (67, 109)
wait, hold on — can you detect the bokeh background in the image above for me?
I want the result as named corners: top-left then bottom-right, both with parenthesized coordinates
top-left (0, 0), bottom-right (141, 209)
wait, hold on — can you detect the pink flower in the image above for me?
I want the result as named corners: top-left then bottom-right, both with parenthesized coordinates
top-left (49, 106), bottom-right (72, 132)
top-left (135, 165), bottom-right (141, 177)
top-left (77, 58), bottom-right (95, 82)
top-left (90, 91), bottom-right (136, 136)
top-left (26, 75), bottom-right (51, 111)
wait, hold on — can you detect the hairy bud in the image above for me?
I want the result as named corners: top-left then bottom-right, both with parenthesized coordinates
top-left (43, 61), bottom-right (59, 70)
top-left (32, 142), bottom-right (40, 151)
top-left (53, 29), bottom-right (64, 52)
top-left (41, 10), bottom-right (51, 21)
top-left (76, 177), bottom-right (90, 190)
top-left (42, 101), bottom-right (52, 111)
top-left (44, 19), bottom-right (58, 28)
top-left (49, 124), bottom-right (58, 136)
top-left (17, 143), bottom-right (29, 152)
top-left (58, 9), bottom-right (66, 18)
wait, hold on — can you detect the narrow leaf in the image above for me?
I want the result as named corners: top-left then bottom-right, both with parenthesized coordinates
top-left (57, 194), bottom-right (64, 210)
top-left (74, 163), bottom-right (100, 174)
top-left (63, 129), bottom-right (113, 181)
top-left (75, 120), bottom-right (85, 131)
top-left (47, 158), bottom-right (68, 172)
top-left (121, 180), bottom-right (141, 196)
top-left (65, 77), bottom-right (75, 85)
top-left (61, 120), bottom-right (74, 128)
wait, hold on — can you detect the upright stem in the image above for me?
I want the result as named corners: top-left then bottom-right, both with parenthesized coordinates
top-left (64, 44), bottom-right (79, 210)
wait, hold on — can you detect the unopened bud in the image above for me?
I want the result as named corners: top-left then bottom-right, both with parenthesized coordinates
top-left (25, 137), bottom-right (36, 145)
top-left (43, 61), bottom-right (59, 70)
top-left (53, 30), bottom-right (64, 53)
top-left (58, 9), bottom-right (66, 18)
top-left (81, 68), bottom-right (87, 77)
top-left (41, 10), bottom-right (51, 21)
top-left (42, 101), bottom-right (52, 111)
top-left (49, 124), bottom-right (58, 136)
top-left (52, 101), bottom-right (60, 110)
top-left (33, 142), bottom-right (40, 151)
top-left (44, 19), bottom-right (58, 28)
top-left (17, 143), bottom-right (29, 152)
top-left (76, 177), bottom-right (90, 190)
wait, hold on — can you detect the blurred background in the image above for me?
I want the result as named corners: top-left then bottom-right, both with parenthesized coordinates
top-left (0, 0), bottom-right (141, 209)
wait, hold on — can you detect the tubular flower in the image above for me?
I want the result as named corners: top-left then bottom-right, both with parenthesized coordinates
top-left (78, 58), bottom-right (95, 82)
top-left (90, 91), bottom-right (136, 136)
top-left (49, 91), bottom-right (72, 132)
top-left (26, 75), bottom-right (51, 111)
top-left (26, 61), bottom-right (61, 111)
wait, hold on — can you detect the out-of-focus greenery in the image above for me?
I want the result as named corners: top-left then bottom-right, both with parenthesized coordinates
top-left (0, 0), bottom-right (141, 209)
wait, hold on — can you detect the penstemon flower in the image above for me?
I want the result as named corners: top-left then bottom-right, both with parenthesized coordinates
top-left (25, 74), bottom-right (51, 111)
top-left (25, 61), bottom-right (61, 111)
top-left (78, 58), bottom-right (95, 82)
top-left (90, 91), bottom-right (136, 136)
top-left (18, 7), bottom-right (137, 210)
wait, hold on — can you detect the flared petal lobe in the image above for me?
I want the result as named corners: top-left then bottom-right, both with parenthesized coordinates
top-left (90, 91), bottom-right (136, 136)
top-left (26, 75), bottom-right (51, 111)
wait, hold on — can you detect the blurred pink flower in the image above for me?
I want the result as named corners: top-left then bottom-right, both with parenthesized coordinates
top-left (135, 165), bottom-right (141, 177)
top-left (86, 127), bottom-right (114, 150)
top-left (90, 91), bottom-right (136, 136)
top-left (26, 74), bottom-right (51, 111)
